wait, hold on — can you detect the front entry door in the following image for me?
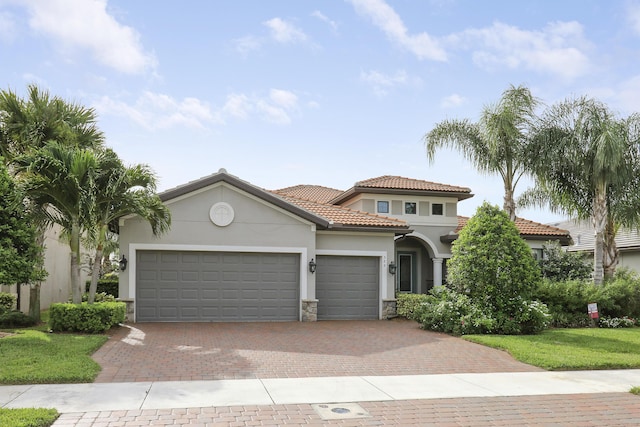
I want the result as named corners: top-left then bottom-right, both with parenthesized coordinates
top-left (398, 252), bottom-right (416, 293)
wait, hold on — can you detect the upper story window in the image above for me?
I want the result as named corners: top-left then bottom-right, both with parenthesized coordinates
top-left (405, 202), bottom-right (417, 215)
top-left (377, 201), bottom-right (389, 214)
top-left (432, 203), bottom-right (443, 215)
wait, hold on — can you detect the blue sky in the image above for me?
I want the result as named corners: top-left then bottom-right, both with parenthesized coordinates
top-left (2, 0), bottom-right (640, 223)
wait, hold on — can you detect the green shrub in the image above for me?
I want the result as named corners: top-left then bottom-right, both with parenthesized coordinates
top-left (49, 302), bottom-right (125, 333)
top-left (81, 292), bottom-right (116, 303)
top-left (0, 291), bottom-right (16, 310)
top-left (599, 316), bottom-right (637, 328)
top-left (396, 293), bottom-right (431, 320)
top-left (416, 288), bottom-right (496, 335)
top-left (538, 241), bottom-right (592, 281)
top-left (85, 276), bottom-right (119, 298)
top-left (0, 310), bottom-right (36, 328)
top-left (535, 274), bottom-right (640, 327)
top-left (535, 279), bottom-right (599, 327)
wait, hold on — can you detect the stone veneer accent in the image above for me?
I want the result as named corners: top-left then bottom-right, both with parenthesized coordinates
top-left (382, 298), bottom-right (397, 319)
top-left (117, 298), bottom-right (135, 322)
top-left (301, 299), bottom-right (318, 322)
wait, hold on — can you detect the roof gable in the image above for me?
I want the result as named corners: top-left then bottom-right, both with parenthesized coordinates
top-left (158, 169), bottom-right (330, 228)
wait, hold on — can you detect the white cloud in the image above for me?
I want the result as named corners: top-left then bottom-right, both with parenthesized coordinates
top-left (263, 17), bottom-right (307, 44)
top-left (23, 0), bottom-right (156, 74)
top-left (223, 94), bottom-right (252, 120)
top-left (233, 35), bottom-right (262, 56)
top-left (269, 89), bottom-right (298, 109)
top-left (347, 0), bottom-right (447, 61)
top-left (0, 11), bottom-right (16, 43)
top-left (257, 100), bottom-right (292, 125)
top-left (440, 93), bottom-right (467, 108)
top-left (360, 69), bottom-right (419, 96)
top-left (97, 89), bottom-right (305, 129)
top-left (94, 92), bottom-right (220, 130)
top-left (312, 10), bottom-right (338, 31)
top-left (614, 75), bottom-right (640, 113)
top-left (628, 2), bottom-right (640, 35)
top-left (448, 21), bottom-right (590, 80)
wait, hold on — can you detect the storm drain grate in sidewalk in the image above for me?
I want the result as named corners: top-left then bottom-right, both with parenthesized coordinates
top-left (311, 403), bottom-right (371, 420)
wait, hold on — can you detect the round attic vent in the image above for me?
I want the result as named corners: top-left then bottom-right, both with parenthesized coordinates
top-left (210, 202), bottom-right (234, 227)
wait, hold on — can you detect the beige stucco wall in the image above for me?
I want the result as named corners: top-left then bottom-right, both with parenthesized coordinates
top-left (119, 182), bottom-right (317, 300)
top-left (618, 251), bottom-right (640, 273)
top-left (3, 223), bottom-right (90, 313)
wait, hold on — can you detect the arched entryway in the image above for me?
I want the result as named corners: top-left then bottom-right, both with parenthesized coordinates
top-left (394, 234), bottom-right (448, 295)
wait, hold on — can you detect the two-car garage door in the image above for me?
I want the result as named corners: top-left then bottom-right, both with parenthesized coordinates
top-left (135, 251), bottom-right (380, 322)
top-left (136, 251), bottom-right (299, 322)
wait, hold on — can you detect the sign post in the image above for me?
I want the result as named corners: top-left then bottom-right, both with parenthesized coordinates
top-left (588, 303), bottom-right (599, 327)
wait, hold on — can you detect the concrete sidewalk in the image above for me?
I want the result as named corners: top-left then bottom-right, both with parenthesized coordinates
top-left (2, 370), bottom-right (640, 413)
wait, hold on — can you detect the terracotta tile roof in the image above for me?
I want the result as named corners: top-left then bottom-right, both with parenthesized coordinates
top-left (456, 216), bottom-right (572, 238)
top-left (275, 193), bottom-right (409, 230)
top-left (356, 175), bottom-right (472, 194)
top-left (272, 185), bottom-right (344, 204)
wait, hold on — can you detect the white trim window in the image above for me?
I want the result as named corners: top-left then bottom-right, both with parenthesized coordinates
top-left (405, 202), bottom-right (417, 215)
top-left (377, 200), bottom-right (390, 214)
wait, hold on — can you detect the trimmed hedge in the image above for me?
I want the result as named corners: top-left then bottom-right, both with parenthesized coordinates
top-left (49, 302), bottom-right (125, 333)
top-left (0, 310), bottom-right (36, 328)
top-left (85, 276), bottom-right (119, 298)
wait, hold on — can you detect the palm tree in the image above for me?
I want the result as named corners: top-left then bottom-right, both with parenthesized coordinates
top-left (0, 85), bottom-right (104, 316)
top-left (523, 97), bottom-right (640, 284)
top-left (424, 84), bottom-right (539, 221)
top-left (15, 142), bottom-right (99, 303)
top-left (86, 149), bottom-right (171, 303)
top-left (0, 84), bottom-right (103, 160)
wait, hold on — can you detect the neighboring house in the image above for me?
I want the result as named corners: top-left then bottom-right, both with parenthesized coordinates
top-left (552, 219), bottom-right (640, 273)
top-left (118, 169), bottom-right (571, 323)
top-left (2, 223), bottom-right (89, 312)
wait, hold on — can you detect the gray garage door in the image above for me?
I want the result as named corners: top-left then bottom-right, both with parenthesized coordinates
top-left (136, 251), bottom-right (299, 322)
top-left (315, 255), bottom-right (379, 320)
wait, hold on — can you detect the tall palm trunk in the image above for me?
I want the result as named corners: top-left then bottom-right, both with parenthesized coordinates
top-left (88, 224), bottom-right (107, 303)
top-left (69, 221), bottom-right (83, 303)
top-left (592, 187), bottom-right (608, 285)
top-left (503, 185), bottom-right (517, 221)
top-left (603, 217), bottom-right (619, 279)
top-left (28, 226), bottom-right (47, 321)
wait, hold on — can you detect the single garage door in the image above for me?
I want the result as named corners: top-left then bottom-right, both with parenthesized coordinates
top-left (136, 251), bottom-right (299, 322)
top-left (315, 255), bottom-right (379, 320)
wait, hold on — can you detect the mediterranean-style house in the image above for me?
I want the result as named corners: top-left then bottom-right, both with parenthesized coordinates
top-left (118, 169), bottom-right (571, 323)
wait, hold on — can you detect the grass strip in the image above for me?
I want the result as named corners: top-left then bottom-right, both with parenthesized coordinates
top-left (0, 408), bottom-right (59, 427)
top-left (0, 329), bottom-right (107, 384)
top-left (463, 327), bottom-right (640, 370)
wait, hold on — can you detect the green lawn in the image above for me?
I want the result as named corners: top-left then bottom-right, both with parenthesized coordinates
top-left (0, 329), bottom-right (107, 384)
top-left (0, 408), bottom-right (58, 427)
top-left (463, 327), bottom-right (640, 370)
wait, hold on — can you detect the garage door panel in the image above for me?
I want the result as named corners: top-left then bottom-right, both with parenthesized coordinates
top-left (316, 255), bottom-right (379, 320)
top-left (136, 251), bottom-right (299, 322)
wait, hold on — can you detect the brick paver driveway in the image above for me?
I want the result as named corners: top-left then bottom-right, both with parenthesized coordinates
top-left (92, 319), bottom-right (540, 383)
top-left (62, 320), bottom-right (640, 426)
